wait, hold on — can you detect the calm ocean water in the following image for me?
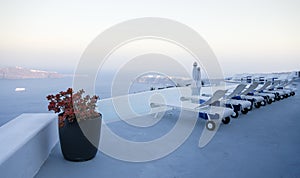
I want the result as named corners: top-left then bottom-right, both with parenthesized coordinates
top-left (0, 78), bottom-right (74, 126)
top-left (0, 76), bottom-right (168, 126)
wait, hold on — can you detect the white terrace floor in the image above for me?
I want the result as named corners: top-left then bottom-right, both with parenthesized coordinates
top-left (34, 80), bottom-right (300, 178)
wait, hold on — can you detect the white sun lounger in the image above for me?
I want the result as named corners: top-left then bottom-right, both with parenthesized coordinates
top-left (151, 87), bottom-right (234, 131)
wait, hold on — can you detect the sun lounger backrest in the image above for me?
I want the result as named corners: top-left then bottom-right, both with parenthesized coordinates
top-left (278, 80), bottom-right (287, 87)
top-left (267, 80), bottom-right (280, 90)
top-left (201, 90), bottom-right (227, 106)
top-left (285, 81), bottom-right (291, 86)
top-left (256, 81), bottom-right (271, 92)
top-left (279, 80), bottom-right (293, 87)
top-left (241, 82), bottom-right (259, 95)
top-left (225, 84), bottom-right (247, 98)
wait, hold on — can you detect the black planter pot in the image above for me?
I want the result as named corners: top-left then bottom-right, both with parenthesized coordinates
top-left (59, 115), bottom-right (101, 162)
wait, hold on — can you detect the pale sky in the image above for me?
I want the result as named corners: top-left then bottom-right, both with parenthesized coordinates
top-left (0, 0), bottom-right (299, 76)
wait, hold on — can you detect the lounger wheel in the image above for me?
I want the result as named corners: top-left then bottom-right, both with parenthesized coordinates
top-left (241, 108), bottom-right (248, 114)
top-left (275, 95), bottom-right (280, 101)
top-left (248, 104), bottom-right (253, 111)
top-left (231, 110), bottom-right (239, 118)
top-left (206, 121), bottom-right (216, 131)
top-left (267, 99), bottom-right (272, 104)
top-left (291, 92), bottom-right (295, 96)
top-left (260, 101), bottom-right (266, 106)
top-left (222, 117), bottom-right (230, 124)
top-left (254, 102), bottom-right (261, 108)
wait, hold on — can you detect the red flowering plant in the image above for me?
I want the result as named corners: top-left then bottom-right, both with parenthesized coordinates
top-left (46, 88), bottom-right (100, 128)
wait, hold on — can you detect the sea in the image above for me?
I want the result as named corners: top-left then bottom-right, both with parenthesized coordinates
top-left (0, 78), bottom-right (71, 126)
top-left (0, 76), bottom-right (174, 126)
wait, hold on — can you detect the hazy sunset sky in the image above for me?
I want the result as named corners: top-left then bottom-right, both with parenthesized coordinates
top-left (0, 0), bottom-right (299, 76)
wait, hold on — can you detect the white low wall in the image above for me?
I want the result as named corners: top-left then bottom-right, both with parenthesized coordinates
top-left (0, 113), bottom-right (58, 178)
top-left (97, 87), bottom-right (185, 123)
